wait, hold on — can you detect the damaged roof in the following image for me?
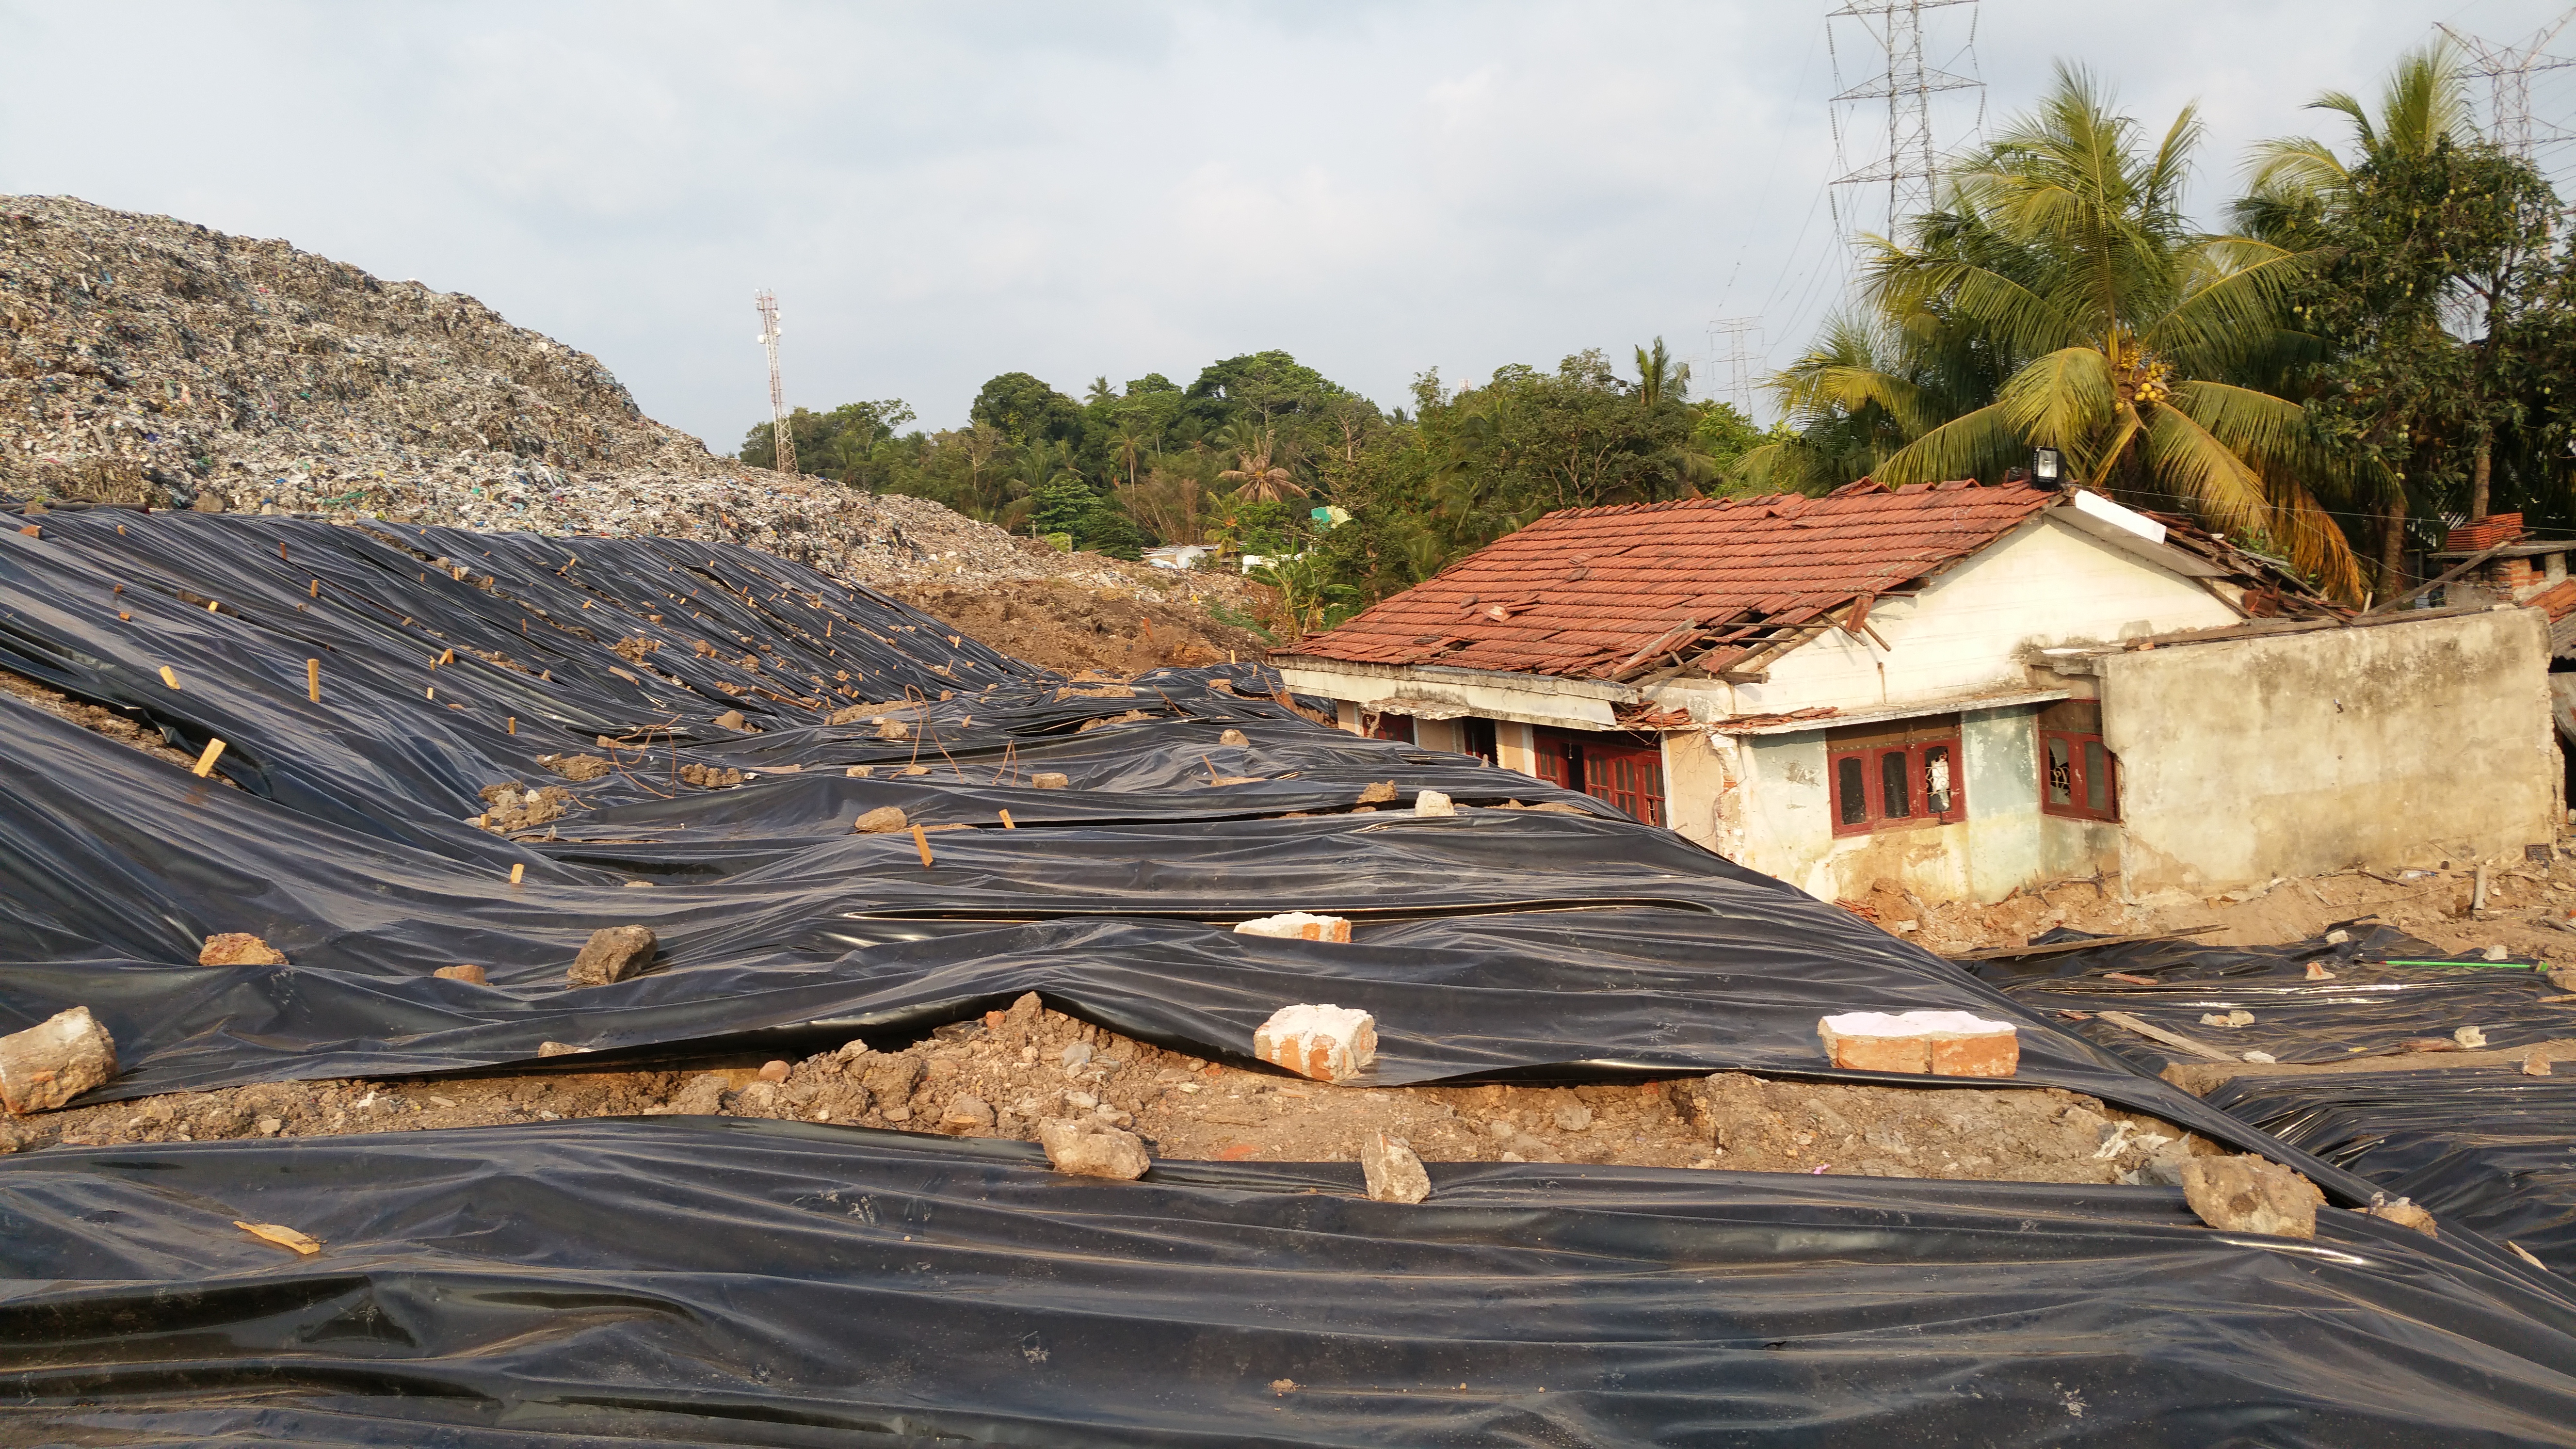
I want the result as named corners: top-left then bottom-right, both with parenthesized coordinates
top-left (1283, 479), bottom-right (2063, 681)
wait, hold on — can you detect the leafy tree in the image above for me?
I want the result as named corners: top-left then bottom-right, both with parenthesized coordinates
top-left (970, 372), bottom-right (1084, 446)
top-left (1752, 65), bottom-right (2363, 596)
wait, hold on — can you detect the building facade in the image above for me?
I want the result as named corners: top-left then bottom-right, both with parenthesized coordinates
top-left (1278, 480), bottom-right (2561, 904)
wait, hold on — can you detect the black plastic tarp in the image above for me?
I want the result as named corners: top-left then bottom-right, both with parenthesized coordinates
top-left (2206, 1069), bottom-right (2576, 1276)
top-left (3, 1117), bottom-right (2575, 1447)
top-left (1978, 926), bottom-right (2575, 1072)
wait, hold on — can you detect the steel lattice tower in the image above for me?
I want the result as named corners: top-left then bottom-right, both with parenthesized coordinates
top-left (1827, 0), bottom-right (1984, 242)
top-left (755, 290), bottom-right (795, 476)
top-left (2440, 11), bottom-right (2576, 163)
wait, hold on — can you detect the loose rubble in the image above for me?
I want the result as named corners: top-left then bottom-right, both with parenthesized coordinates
top-left (2, 1004), bottom-right (2215, 1191)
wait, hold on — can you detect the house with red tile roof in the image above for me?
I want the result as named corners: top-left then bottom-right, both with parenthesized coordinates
top-left (1277, 478), bottom-right (2560, 904)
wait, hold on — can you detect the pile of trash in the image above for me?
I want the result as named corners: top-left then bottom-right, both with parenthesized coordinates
top-left (0, 194), bottom-right (1211, 600)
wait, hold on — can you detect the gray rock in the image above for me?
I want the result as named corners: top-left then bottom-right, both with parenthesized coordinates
top-left (566, 925), bottom-right (657, 987)
top-left (2179, 1154), bottom-right (2324, 1239)
top-left (1553, 1104), bottom-right (1593, 1132)
top-left (1038, 1119), bottom-right (1150, 1179)
top-left (1361, 1132), bottom-right (1431, 1204)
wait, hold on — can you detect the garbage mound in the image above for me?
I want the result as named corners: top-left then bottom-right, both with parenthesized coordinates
top-left (4, 1119), bottom-right (2576, 1447)
top-left (0, 195), bottom-right (1139, 593)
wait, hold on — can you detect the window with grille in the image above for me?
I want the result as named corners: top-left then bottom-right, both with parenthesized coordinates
top-left (1826, 715), bottom-right (1965, 837)
top-left (2037, 699), bottom-right (2118, 821)
top-left (1528, 725), bottom-right (1667, 826)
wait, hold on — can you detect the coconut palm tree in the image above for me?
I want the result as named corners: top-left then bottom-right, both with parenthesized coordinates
top-left (2234, 41), bottom-right (2472, 242)
top-left (1217, 419), bottom-right (1306, 503)
top-left (1812, 64), bottom-right (2361, 597)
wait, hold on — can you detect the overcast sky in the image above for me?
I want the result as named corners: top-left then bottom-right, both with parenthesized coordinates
top-left (7, 0), bottom-right (2576, 450)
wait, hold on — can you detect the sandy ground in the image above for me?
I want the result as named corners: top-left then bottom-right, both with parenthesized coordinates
top-left (887, 574), bottom-right (1280, 678)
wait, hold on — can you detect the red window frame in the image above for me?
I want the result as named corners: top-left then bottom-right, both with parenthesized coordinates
top-left (1529, 725), bottom-right (1667, 827)
top-left (1826, 716), bottom-right (1965, 837)
top-left (2037, 700), bottom-right (2119, 821)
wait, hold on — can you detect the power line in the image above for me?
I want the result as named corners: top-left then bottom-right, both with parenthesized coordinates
top-left (1706, 318), bottom-right (1766, 418)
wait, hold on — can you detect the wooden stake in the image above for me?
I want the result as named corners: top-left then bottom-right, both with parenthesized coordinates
top-left (912, 824), bottom-right (934, 868)
top-left (507, 716), bottom-right (516, 735)
top-left (999, 809), bottom-right (1015, 829)
top-left (278, 542), bottom-right (288, 561)
top-left (306, 659), bottom-right (320, 703)
top-left (205, 599), bottom-right (219, 612)
top-left (2093, 1010), bottom-right (2239, 1064)
top-left (509, 863), bottom-right (524, 886)
top-left (438, 648), bottom-right (455, 667)
top-left (426, 686), bottom-right (435, 700)
top-left (192, 739), bottom-right (225, 777)
top-left (309, 579), bottom-right (319, 597)
top-left (159, 666), bottom-right (179, 690)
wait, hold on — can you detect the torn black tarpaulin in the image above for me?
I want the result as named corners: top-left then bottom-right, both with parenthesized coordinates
top-left (2, 1118), bottom-right (2574, 1447)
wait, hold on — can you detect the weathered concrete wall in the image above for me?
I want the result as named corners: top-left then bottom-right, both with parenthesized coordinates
top-left (1661, 729), bottom-right (1737, 852)
top-left (2101, 608), bottom-right (2559, 893)
top-left (1714, 705), bottom-right (2094, 903)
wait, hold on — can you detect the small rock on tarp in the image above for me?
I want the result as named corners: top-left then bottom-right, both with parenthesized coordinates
top-left (2180, 1154), bottom-right (2324, 1239)
top-left (567, 925), bottom-right (657, 987)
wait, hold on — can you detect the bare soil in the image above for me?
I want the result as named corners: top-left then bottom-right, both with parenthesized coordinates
top-left (0, 667), bottom-right (225, 780)
top-left (1850, 853), bottom-right (2576, 968)
top-left (886, 576), bottom-right (1279, 678)
top-left (5, 998), bottom-right (2211, 1190)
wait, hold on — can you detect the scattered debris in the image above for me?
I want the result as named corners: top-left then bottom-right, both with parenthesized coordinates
top-left (0, 1006), bottom-right (116, 1114)
top-left (1038, 1119), bottom-right (1150, 1180)
top-left (540, 754), bottom-right (612, 783)
top-left (854, 806), bottom-right (909, 835)
top-left (567, 926), bottom-right (657, 987)
top-left (1817, 1010), bottom-right (2018, 1077)
top-left (2364, 1195), bottom-right (2438, 1238)
top-left (198, 933), bottom-right (286, 967)
top-left (1234, 912), bottom-right (1352, 943)
top-left (1360, 1132), bottom-right (1432, 1203)
top-left (233, 1221), bottom-right (322, 1256)
top-left (1253, 1004), bottom-right (1379, 1082)
top-left (2179, 1154), bottom-right (2325, 1239)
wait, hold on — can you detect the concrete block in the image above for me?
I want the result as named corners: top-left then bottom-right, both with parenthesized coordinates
top-left (1817, 1010), bottom-right (2017, 1077)
top-left (1234, 912), bottom-right (1352, 943)
top-left (1414, 789), bottom-right (1454, 817)
top-left (1254, 1003), bottom-right (1378, 1082)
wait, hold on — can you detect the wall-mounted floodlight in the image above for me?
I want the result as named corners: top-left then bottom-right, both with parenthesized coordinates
top-left (2031, 447), bottom-right (2063, 484)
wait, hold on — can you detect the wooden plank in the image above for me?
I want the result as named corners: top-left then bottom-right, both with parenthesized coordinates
top-left (1948, 924), bottom-right (2222, 962)
top-left (2093, 1009), bottom-right (2241, 1063)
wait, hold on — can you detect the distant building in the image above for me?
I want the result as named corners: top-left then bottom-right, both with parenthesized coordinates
top-left (1276, 479), bottom-right (2560, 904)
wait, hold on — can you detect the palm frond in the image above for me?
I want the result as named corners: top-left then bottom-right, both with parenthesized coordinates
top-left (1872, 402), bottom-right (2025, 484)
top-left (1994, 347), bottom-right (2116, 465)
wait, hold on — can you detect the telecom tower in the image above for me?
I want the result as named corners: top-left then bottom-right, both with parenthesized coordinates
top-left (755, 290), bottom-right (795, 476)
top-left (1826, 0), bottom-right (1984, 243)
top-left (2440, 11), bottom-right (2576, 163)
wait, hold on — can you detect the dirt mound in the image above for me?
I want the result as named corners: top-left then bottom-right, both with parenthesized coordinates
top-left (0, 195), bottom-right (1257, 623)
top-left (6, 1003), bottom-right (2201, 1190)
top-left (887, 578), bottom-right (1278, 676)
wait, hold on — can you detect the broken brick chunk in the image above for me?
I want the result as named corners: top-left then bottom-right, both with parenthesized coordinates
top-left (1817, 1010), bottom-right (2017, 1077)
top-left (1254, 1003), bottom-right (1378, 1082)
top-left (199, 933), bottom-right (287, 967)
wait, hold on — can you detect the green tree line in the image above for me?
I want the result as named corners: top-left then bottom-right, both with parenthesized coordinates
top-left (741, 345), bottom-right (1769, 633)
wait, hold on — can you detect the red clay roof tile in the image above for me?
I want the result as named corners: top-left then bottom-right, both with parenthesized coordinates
top-left (1280, 481), bottom-right (2057, 680)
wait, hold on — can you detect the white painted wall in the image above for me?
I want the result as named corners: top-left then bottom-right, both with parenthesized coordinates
top-left (1657, 514), bottom-right (2242, 722)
